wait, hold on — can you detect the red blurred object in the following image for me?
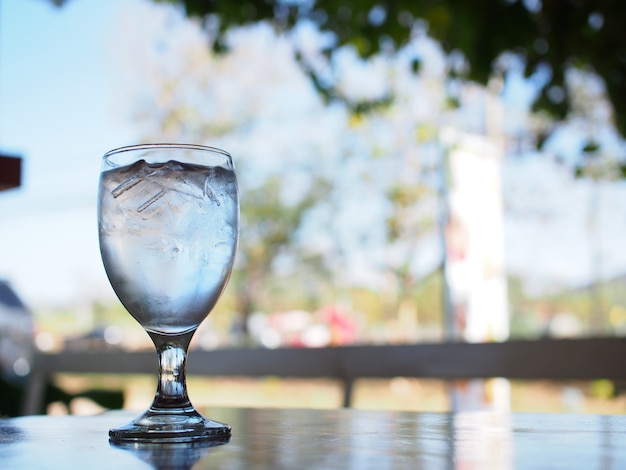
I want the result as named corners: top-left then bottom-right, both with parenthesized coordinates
top-left (317, 306), bottom-right (357, 346)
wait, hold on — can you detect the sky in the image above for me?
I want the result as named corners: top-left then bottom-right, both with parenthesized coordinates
top-left (1, 0), bottom-right (626, 313)
top-left (0, 0), bottom-right (138, 307)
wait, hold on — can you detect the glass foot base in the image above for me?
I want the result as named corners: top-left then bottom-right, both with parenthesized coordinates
top-left (109, 408), bottom-right (231, 443)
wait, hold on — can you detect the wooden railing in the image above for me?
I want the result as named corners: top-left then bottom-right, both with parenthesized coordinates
top-left (23, 337), bottom-right (626, 415)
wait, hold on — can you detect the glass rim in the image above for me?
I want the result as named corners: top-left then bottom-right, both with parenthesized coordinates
top-left (103, 143), bottom-right (231, 160)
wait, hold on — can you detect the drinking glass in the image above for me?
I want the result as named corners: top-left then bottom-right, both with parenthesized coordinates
top-left (98, 143), bottom-right (238, 442)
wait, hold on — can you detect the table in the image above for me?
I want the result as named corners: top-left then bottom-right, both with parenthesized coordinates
top-left (1, 407), bottom-right (625, 469)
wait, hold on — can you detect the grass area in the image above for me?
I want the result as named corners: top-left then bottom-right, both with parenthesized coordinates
top-left (51, 374), bottom-right (626, 416)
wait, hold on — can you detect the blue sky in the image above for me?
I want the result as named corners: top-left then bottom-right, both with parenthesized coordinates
top-left (0, 0), bottom-right (138, 306)
top-left (0, 0), bottom-right (136, 207)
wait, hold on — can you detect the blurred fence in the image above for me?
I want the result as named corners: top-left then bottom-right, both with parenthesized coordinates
top-left (23, 337), bottom-right (626, 414)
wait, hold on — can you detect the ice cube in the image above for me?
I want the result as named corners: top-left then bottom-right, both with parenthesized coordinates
top-left (111, 175), bottom-right (142, 198)
top-left (204, 176), bottom-right (221, 206)
top-left (137, 188), bottom-right (166, 213)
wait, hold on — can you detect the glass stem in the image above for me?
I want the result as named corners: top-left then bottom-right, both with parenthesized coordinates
top-left (148, 329), bottom-right (196, 412)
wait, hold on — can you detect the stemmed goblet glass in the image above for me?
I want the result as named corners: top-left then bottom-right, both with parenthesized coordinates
top-left (98, 143), bottom-right (238, 442)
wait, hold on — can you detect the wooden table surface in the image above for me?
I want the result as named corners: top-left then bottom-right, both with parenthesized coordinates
top-left (1, 407), bottom-right (625, 469)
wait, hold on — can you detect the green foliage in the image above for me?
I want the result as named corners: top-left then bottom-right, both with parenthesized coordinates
top-left (386, 183), bottom-right (432, 241)
top-left (157, 0), bottom-right (626, 136)
top-left (590, 379), bottom-right (615, 399)
top-left (507, 273), bottom-right (626, 338)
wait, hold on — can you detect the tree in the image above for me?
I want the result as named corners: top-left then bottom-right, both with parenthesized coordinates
top-left (154, 0), bottom-right (626, 140)
top-left (233, 175), bottom-right (330, 334)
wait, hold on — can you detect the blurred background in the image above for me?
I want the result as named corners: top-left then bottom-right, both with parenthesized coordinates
top-left (1, 0), bottom-right (626, 416)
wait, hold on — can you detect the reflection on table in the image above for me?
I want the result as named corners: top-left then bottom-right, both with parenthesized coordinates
top-left (0, 407), bottom-right (625, 469)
